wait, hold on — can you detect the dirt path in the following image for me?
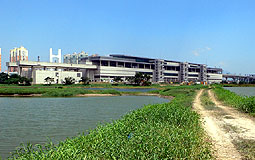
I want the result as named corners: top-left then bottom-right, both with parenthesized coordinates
top-left (208, 90), bottom-right (255, 141)
top-left (193, 89), bottom-right (242, 160)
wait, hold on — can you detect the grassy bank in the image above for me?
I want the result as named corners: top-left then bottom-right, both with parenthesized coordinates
top-left (0, 83), bottom-right (161, 97)
top-left (213, 87), bottom-right (255, 115)
top-left (8, 86), bottom-right (213, 159)
top-left (0, 87), bottom-right (122, 97)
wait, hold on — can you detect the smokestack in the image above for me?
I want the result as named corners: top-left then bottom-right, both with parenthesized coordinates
top-left (49, 48), bottom-right (53, 62)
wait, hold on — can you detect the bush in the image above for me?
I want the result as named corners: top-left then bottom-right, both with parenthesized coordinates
top-left (63, 77), bottom-right (75, 85)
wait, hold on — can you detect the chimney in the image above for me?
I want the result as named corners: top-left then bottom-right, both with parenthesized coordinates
top-left (49, 48), bottom-right (53, 62)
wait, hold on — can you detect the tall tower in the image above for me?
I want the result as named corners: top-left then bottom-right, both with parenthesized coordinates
top-left (49, 48), bottom-right (62, 63)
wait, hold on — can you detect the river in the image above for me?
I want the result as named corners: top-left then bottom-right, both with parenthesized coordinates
top-left (0, 96), bottom-right (168, 159)
top-left (223, 87), bottom-right (255, 97)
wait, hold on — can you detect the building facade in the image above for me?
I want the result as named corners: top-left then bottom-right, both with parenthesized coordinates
top-left (9, 46), bottom-right (28, 72)
top-left (7, 53), bottom-right (222, 84)
top-left (79, 54), bottom-right (223, 84)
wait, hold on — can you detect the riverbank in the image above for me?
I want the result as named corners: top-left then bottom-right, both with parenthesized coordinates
top-left (8, 85), bottom-right (213, 159)
top-left (213, 86), bottom-right (255, 115)
top-left (0, 84), bottom-right (161, 97)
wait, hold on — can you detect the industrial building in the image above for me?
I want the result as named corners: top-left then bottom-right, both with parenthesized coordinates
top-left (7, 48), bottom-right (222, 84)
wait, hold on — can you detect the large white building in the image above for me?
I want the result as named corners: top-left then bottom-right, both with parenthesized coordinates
top-left (79, 54), bottom-right (222, 84)
top-left (7, 52), bottom-right (223, 84)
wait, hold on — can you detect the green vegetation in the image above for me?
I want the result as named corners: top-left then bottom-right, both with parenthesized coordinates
top-left (63, 77), bottom-right (76, 85)
top-left (213, 87), bottom-right (255, 114)
top-left (200, 90), bottom-right (218, 110)
top-left (112, 76), bottom-right (123, 83)
top-left (8, 86), bottom-right (213, 159)
top-left (0, 73), bottom-right (32, 86)
top-left (0, 87), bottom-right (122, 97)
top-left (126, 73), bottom-right (152, 86)
top-left (44, 77), bottom-right (55, 85)
top-left (79, 77), bottom-right (90, 85)
top-left (234, 138), bottom-right (255, 160)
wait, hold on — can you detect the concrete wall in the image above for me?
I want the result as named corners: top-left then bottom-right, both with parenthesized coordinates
top-left (33, 70), bottom-right (82, 84)
top-left (208, 73), bottom-right (223, 84)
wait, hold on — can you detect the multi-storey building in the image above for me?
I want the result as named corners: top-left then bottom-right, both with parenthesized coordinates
top-left (80, 54), bottom-right (222, 83)
top-left (64, 51), bottom-right (88, 64)
top-left (9, 46), bottom-right (28, 72)
top-left (7, 53), bottom-right (222, 84)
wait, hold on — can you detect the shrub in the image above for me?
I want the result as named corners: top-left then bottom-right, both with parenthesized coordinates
top-left (63, 77), bottom-right (75, 85)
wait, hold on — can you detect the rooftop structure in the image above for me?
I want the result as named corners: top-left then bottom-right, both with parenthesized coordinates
top-left (50, 48), bottom-right (62, 63)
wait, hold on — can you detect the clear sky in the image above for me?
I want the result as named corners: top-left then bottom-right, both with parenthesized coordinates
top-left (0, 0), bottom-right (254, 74)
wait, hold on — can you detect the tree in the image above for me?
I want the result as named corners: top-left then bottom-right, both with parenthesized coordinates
top-left (19, 77), bottom-right (33, 86)
top-left (63, 77), bottom-right (75, 85)
top-left (113, 76), bottom-right (123, 83)
top-left (24, 78), bottom-right (33, 86)
top-left (7, 74), bottom-right (21, 84)
top-left (80, 77), bottom-right (90, 85)
top-left (127, 73), bottom-right (151, 86)
top-left (44, 77), bottom-right (55, 85)
top-left (0, 72), bottom-right (9, 84)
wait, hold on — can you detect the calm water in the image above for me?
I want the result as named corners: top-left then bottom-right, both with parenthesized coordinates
top-left (0, 96), bottom-right (168, 159)
top-left (84, 88), bottom-right (157, 92)
top-left (223, 87), bottom-right (255, 96)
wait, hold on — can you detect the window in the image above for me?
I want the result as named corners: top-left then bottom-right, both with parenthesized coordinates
top-left (77, 73), bottom-right (81, 77)
top-left (55, 72), bottom-right (59, 77)
top-left (188, 74), bottom-right (199, 77)
top-left (164, 73), bottom-right (178, 76)
top-left (110, 61), bottom-right (116, 67)
top-left (125, 63), bottom-right (131, 68)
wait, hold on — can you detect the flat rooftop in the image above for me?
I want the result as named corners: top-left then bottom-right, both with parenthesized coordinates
top-left (6, 61), bottom-right (97, 69)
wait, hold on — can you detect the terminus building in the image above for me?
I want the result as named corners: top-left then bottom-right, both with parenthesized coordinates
top-left (7, 49), bottom-right (222, 84)
top-left (79, 54), bottom-right (222, 84)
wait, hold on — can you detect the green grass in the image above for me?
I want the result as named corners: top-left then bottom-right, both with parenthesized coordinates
top-left (200, 90), bottom-right (218, 111)
top-left (8, 85), bottom-right (213, 160)
top-left (0, 87), bottom-right (122, 97)
top-left (234, 138), bottom-right (255, 160)
top-left (213, 87), bottom-right (255, 114)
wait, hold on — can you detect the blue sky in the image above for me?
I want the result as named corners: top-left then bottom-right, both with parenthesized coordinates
top-left (0, 0), bottom-right (254, 74)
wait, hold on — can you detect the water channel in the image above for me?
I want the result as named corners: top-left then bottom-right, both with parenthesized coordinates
top-left (223, 87), bottom-right (255, 97)
top-left (0, 96), bottom-right (168, 159)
